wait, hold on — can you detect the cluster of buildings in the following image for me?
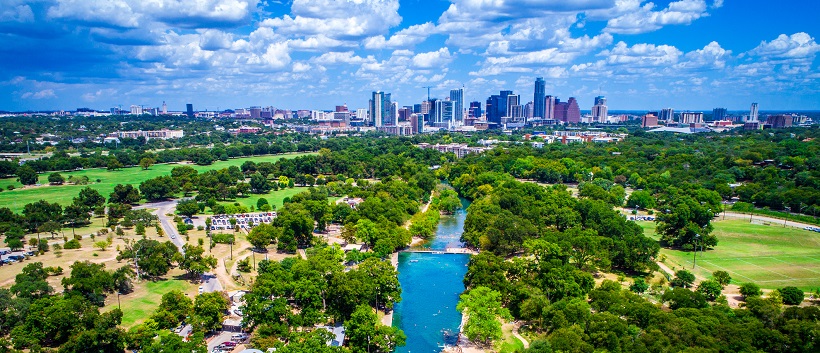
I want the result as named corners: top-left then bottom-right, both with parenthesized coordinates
top-left (640, 103), bottom-right (812, 134)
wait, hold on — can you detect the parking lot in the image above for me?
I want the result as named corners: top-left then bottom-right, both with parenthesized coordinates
top-left (628, 215), bottom-right (655, 221)
top-left (804, 226), bottom-right (820, 233)
top-left (0, 249), bottom-right (34, 265)
top-left (209, 212), bottom-right (277, 231)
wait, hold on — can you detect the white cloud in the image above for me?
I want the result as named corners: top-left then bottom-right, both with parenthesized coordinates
top-left (82, 88), bottom-right (118, 102)
top-left (47, 0), bottom-right (140, 28)
top-left (363, 22), bottom-right (435, 49)
top-left (22, 89), bottom-right (57, 99)
top-left (676, 41), bottom-right (731, 69)
top-left (749, 33), bottom-right (820, 60)
top-left (261, 42), bottom-right (291, 69)
top-left (47, 0), bottom-right (257, 29)
top-left (262, 0), bottom-right (401, 39)
top-left (199, 29), bottom-right (233, 51)
top-left (602, 41), bottom-right (682, 66)
top-left (605, 0), bottom-right (709, 34)
top-left (311, 51), bottom-right (375, 65)
top-left (412, 48), bottom-right (453, 68)
top-left (0, 4), bottom-right (34, 22)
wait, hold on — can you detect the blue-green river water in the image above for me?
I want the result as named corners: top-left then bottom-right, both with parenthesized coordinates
top-left (392, 198), bottom-right (471, 353)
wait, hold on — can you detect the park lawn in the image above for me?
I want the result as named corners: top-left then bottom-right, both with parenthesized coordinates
top-left (0, 152), bottom-right (315, 213)
top-left (641, 219), bottom-right (820, 291)
top-left (496, 323), bottom-right (525, 353)
top-left (106, 269), bottom-right (197, 328)
top-left (211, 187), bottom-right (309, 214)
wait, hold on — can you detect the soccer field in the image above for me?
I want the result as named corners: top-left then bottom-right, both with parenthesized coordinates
top-left (641, 219), bottom-right (820, 291)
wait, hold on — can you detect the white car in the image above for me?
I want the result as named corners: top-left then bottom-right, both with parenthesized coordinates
top-left (198, 286), bottom-right (204, 294)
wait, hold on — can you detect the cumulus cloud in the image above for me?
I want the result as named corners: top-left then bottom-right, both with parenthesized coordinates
top-left (601, 41), bottom-right (683, 66)
top-left (605, 0), bottom-right (710, 34)
top-left (262, 0), bottom-right (401, 40)
top-left (199, 29), bottom-right (234, 51)
top-left (22, 89), bottom-right (57, 99)
top-left (363, 22), bottom-right (435, 49)
top-left (412, 48), bottom-right (453, 68)
top-left (749, 32), bottom-right (820, 60)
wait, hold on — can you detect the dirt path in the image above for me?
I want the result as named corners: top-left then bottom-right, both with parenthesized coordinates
top-left (512, 323), bottom-right (530, 349)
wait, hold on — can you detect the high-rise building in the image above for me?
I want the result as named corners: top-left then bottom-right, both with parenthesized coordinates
top-left (533, 77), bottom-right (546, 119)
top-left (186, 103), bottom-right (194, 118)
top-left (766, 114), bottom-right (792, 128)
top-left (486, 90), bottom-right (513, 126)
top-left (413, 104), bottom-right (422, 113)
top-left (555, 101), bottom-right (568, 122)
top-left (659, 108), bottom-right (674, 121)
top-left (161, 101), bottom-right (167, 115)
top-left (544, 95), bottom-right (555, 120)
top-left (335, 105), bottom-right (348, 112)
top-left (524, 102), bottom-right (534, 120)
top-left (421, 100), bottom-right (432, 115)
top-left (642, 113), bottom-right (659, 128)
top-left (369, 91), bottom-right (392, 127)
top-left (434, 99), bottom-right (454, 126)
top-left (356, 108), bottom-right (368, 121)
top-left (450, 88), bottom-right (464, 123)
top-left (391, 101), bottom-right (399, 126)
top-left (591, 96), bottom-right (607, 123)
top-left (750, 103), bottom-right (759, 122)
top-left (468, 101), bottom-right (482, 118)
top-left (680, 112), bottom-right (704, 124)
top-left (250, 106), bottom-right (262, 119)
top-left (411, 114), bottom-right (424, 134)
top-left (566, 97), bottom-right (581, 123)
top-left (130, 105), bottom-right (143, 115)
top-left (712, 108), bottom-right (727, 121)
top-left (398, 107), bottom-right (413, 122)
top-left (506, 94), bottom-right (520, 117)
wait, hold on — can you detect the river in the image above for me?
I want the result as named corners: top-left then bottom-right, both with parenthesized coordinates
top-left (392, 198), bottom-right (471, 353)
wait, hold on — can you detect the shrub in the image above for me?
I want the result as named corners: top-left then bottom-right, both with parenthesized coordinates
top-left (780, 286), bottom-right (805, 305)
top-left (64, 239), bottom-right (81, 249)
top-left (211, 233), bottom-right (235, 244)
top-left (739, 283), bottom-right (762, 299)
top-left (630, 278), bottom-right (649, 294)
top-left (671, 270), bottom-right (696, 288)
top-left (237, 258), bottom-right (252, 273)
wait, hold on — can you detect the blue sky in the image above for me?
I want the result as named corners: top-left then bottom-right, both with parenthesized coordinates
top-left (1, 0), bottom-right (818, 112)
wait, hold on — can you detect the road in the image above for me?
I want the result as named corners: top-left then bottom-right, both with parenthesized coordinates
top-left (134, 199), bottom-right (186, 254)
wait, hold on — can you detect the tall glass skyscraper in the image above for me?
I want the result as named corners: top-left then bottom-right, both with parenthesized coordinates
top-left (449, 88), bottom-right (464, 124)
top-left (533, 77), bottom-right (545, 119)
top-left (369, 91), bottom-right (392, 127)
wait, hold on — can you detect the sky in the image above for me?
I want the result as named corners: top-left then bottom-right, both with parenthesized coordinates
top-left (1, 0), bottom-right (818, 112)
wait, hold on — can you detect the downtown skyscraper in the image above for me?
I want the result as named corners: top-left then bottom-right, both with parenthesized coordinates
top-left (450, 88), bottom-right (464, 124)
top-left (533, 77), bottom-right (545, 119)
top-left (369, 91), bottom-right (392, 127)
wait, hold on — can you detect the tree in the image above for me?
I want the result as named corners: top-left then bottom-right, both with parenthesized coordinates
top-left (629, 278), bottom-right (649, 294)
top-left (712, 270), bottom-right (731, 287)
top-left (176, 199), bottom-right (199, 218)
top-left (247, 223), bottom-right (277, 250)
top-left (661, 287), bottom-right (708, 309)
top-left (112, 265), bottom-right (135, 294)
top-left (697, 279), bottom-right (723, 301)
top-left (150, 290), bottom-right (194, 329)
top-left (37, 220), bottom-right (61, 239)
top-left (739, 282), bottom-right (762, 299)
top-left (23, 200), bottom-right (63, 233)
top-left (256, 198), bottom-right (269, 210)
top-left (48, 172), bottom-right (65, 185)
top-left (61, 261), bottom-right (115, 306)
top-left (140, 176), bottom-right (180, 201)
top-left (457, 286), bottom-right (511, 346)
top-left (11, 262), bottom-right (53, 299)
top-left (626, 190), bottom-right (656, 210)
top-left (107, 158), bottom-right (124, 171)
top-left (139, 157), bottom-right (156, 170)
top-left (176, 244), bottom-right (217, 279)
top-left (192, 292), bottom-right (229, 332)
top-left (779, 286), bottom-right (804, 305)
top-left (249, 172), bottom-right (271, 194)
top-left (64, 203), bottom-right (91, 235)
top-left (671, 270), bottom-right (696, 288)
top-left (4, 226), bottom-right (25, 251)
top-left (75, 187), bottom-right (105, 211)
top-left (16, 165), bottom-right (37, 185)
top-left (656, 194), bottom-right (718, 249)
top-left (346, 305), bottom-right (406, 353)
top-left (109, 184), bottom-right (141, 204)
top-left (94, 241), bottom-right (110, 251)
top-left (117, 239), bottom-right (178, 278)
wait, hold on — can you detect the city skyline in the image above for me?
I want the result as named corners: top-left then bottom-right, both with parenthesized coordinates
top-left (1, 0), bottom-right (819, 111)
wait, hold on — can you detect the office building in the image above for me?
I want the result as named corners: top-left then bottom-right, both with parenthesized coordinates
top-left (642, 113), bottom-right (659, 128)
top-left (659, 108), bottom-right (674, 121)
top-left (506, 94), bottom-right (520, 118)
top-left (750, 103), bottom-right (759, 122)
top-left (524, 102), bottom-right (534, 120)
top-left (450, 88), bottom-right (464, 124)
top-left (486, 90), bottom-right (513, 126)
top-left (712, 108), bottom-right (727, 121)
top-left (591, 96), bottom-right (607, 123)
top-left (116, 129), bottom-right (184, 140)
top-left (335, 105), bottom-right (348, 112)
top-left (161, 101), bottom-right (167, 114)
top-left (411, 113), bottom-right (424, 134)
top-left (680, 112), bottom-right (704, 124)
top-left (186, 104), bottom-right (194, 118)
top-left (130, 105), bottom-right (143, 115)
top-left (533, 77), bottom-right (546, 119)
top-left (566, 97), bottom-right (581, 123)
top-left (369, 91), bottom-right (392, 127)
top-left (356, 108), bottom-right (368, 121)
top-left (250, 106), bottom-right (262, 119)
top-left (398, 107), bottom-right (413, 122)
top-left (421, 100), bottom-right (432, 115)
top-left (544, 95), bottom-right (555, 120)
top-left (468, 101), bottom-right (482, 118)
top-left (766, 114), bottom-right (792, 128)
top-left (434, 99), bottom-right (454, 127)
top-left (413, 104), bottom-right (422, 114)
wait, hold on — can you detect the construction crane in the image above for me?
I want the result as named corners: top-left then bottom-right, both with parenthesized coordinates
top-left (421, 86), bottom-right (432, 102)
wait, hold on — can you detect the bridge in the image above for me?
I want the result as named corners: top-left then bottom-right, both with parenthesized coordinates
top-left (403, 248), bottom-right (477, 255)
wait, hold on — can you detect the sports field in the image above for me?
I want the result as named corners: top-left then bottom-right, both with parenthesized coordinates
top-left (641, 219), bottom-right (820, 291)
top-left (0, 152), bottom-right (315, 213)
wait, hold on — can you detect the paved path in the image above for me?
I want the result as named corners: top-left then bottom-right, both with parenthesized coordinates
top-left (512, 323), bottom-right (529, 349)
top-left (134, 199), bottom-right (187, 253)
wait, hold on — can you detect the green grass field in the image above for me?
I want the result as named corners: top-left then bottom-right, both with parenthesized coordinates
top-left (0, 152), bottom-right (315, 213)
top-left (112, 276), bottom-right (196, 328)
top-left (641, 219), bottom-right (820, 291)
top-left (212, 186), bottom-right (309, 214)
